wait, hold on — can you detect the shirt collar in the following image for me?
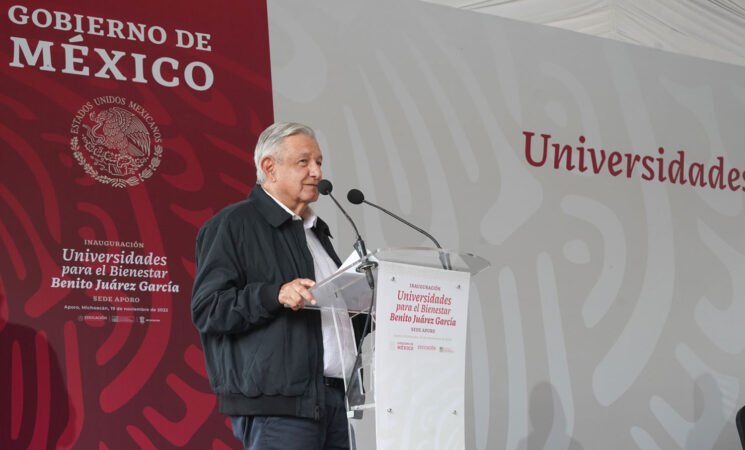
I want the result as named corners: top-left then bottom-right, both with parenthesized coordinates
top-left (263, 187), bottom-right (318, 230)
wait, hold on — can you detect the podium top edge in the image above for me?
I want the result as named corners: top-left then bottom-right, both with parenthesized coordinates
top-left (342, 246), bottom-right (491, 275)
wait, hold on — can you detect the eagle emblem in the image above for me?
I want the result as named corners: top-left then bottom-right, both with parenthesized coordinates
top-left (70, 99), bottom-right (163, 188)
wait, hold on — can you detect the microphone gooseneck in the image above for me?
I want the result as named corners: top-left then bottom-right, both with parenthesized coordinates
top-left (346, 188), bottom-right (451, 270)
top-left (318, 180), bottom-right (366, 257)
top-left (347, 189), bottom-right (442, 248)
top-left (318, 180), bottom-right (376, 287)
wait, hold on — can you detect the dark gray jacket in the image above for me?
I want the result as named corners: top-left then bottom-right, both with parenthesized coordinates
top-left (191, 185), bottom-right (341, 418)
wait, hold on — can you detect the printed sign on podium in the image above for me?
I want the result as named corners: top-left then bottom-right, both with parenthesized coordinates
top-left (310, 247), bottom-right (489, 449)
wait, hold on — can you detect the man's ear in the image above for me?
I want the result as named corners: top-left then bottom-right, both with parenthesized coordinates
top-left (260, 156), bottom-right (275, 182)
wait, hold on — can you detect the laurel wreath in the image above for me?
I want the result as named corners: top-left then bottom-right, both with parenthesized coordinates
top-left (70, 137), bottom-right (162, 189)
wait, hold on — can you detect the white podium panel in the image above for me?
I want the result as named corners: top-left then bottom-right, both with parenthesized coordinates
top-left (374, 261), bottom-right (471, 450)
top-left (309, 248), bottom-right (489, 449)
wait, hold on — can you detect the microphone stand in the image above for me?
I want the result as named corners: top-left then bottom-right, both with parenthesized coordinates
top-left (317, 180), bottom-right (376, 414)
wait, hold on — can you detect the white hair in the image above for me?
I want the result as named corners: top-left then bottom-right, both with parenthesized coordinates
top-left (254, 122), bottom-right (316, 185)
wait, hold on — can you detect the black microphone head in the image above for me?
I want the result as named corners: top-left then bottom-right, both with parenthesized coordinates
top-left (347, 189), bottom-right (364, 204)
top-left (317, 179), bottom-right (332, 195)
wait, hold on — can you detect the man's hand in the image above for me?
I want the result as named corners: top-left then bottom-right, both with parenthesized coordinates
top-left (278, 278), bottom-right (316, 310)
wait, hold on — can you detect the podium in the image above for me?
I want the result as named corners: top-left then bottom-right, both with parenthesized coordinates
top-left (309, 247), bottom-right (490, 450)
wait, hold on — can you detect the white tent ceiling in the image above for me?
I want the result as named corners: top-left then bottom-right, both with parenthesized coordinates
top-left (426, 0), bottom-right (745, 67)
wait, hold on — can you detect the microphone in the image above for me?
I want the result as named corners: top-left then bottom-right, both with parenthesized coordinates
top-left (318, 180), bottom-right (376, 286)
top-left (347, 188), bottom-right (451, 270)
top-left (317, 179), bottom-right (333, 195)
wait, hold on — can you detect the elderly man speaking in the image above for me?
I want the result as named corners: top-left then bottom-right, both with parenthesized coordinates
top-left (192, 122), bottom-right (356, 450)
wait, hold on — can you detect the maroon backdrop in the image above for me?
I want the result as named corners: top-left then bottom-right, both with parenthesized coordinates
top-left (1, 1), bottom-right (273, 448)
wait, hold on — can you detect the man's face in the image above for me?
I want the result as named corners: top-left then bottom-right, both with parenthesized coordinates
top-left (262, 133), bottom-right (323, 215)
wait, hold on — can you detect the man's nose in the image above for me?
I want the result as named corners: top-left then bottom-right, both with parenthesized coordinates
top-left (309, 161), bottom-right (321, 178)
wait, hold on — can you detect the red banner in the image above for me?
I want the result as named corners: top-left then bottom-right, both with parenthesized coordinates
top-left (1, 1), bottom-right (273, 448)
